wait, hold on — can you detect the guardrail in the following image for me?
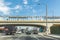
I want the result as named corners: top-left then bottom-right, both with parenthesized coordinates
top-left (0, 16), bottom-right (60, 21)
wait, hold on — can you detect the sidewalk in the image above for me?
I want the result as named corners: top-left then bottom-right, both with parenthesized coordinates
top-left (38, 33), bottom-right (60, 38)
top-left (47, 34), bottom-right (60, 38)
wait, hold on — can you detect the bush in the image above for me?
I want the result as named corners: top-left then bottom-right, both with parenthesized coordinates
top-left (50, 25), bottom-right (60, 34)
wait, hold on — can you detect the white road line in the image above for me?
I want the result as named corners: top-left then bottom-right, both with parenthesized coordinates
top-left (0, 36), bottom-right (13, 38)
top-left (30, 34), bottom-right (39, 40)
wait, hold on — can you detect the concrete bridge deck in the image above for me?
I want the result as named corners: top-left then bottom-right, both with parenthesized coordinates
top-left (0, 20), bottom-right (60, 23)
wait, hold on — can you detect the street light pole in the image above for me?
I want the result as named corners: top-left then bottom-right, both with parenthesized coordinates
top-left (46, 4), bottom-right (48, 35)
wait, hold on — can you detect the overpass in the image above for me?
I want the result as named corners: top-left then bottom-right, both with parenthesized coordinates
top-left (0, 16), bottom-right (60, 34)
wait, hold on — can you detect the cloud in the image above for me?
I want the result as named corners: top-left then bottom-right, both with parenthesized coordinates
top-left (5, 2), bottom-right (12, 6)
top-left (14, 5), bottom-right (22, 10)
top-left (0, 0), bottom-right (10, 15)
top-left (12, 5), bottom-right (23, 13)
top-left (0, 6), bottom-right (10, 15)
top-left (23, 0), bottom-right (28, 5)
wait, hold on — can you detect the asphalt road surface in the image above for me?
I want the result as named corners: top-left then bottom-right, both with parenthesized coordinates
top-left (0, 33), bottom-right (60, 40)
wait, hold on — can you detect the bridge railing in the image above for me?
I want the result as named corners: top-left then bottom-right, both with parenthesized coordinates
top-left (0, 16), bottom-right (60, 21)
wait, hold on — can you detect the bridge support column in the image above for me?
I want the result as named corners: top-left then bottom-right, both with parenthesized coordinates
top-left (45, 24), bottom-right (53, 35)
top-left (46, 27), bottom-right (51, 35)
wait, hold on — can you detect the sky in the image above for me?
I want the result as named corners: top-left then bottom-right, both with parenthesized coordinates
top-left (0, 0), bottom-right (60, 17)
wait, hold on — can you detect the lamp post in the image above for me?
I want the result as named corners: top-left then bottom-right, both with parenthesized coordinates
top-left (46, 4), bottom-right (48, 35)
top-left (45, 4), bottom-right (50, 35)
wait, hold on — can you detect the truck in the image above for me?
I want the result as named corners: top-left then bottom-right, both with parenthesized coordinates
top-left (4, 26), bottom-right (17, 35)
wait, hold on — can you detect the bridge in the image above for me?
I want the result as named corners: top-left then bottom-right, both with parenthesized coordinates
top-left (0, 16), bottom-right (60, 35)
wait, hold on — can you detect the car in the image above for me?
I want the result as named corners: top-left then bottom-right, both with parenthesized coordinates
top-left (32, 30), bottom-right (38, 34)
top-left (33, 31), bottom-right (38, 34)
top-left (16, 31), bottom-right (21, 34)
top-left (26, 31), bottom-right (31, 35)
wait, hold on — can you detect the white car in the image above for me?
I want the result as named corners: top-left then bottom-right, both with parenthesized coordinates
top-left (16, 31), bottom-right (21, 34)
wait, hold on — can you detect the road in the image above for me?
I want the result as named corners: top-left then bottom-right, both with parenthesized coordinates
top-left (0, 33), bottom-right (60, 40)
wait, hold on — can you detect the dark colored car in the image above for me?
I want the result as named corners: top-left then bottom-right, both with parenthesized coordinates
top-left (21, 29), bottom-right (25, 33)
top-left (26, 31), bottom-right (31, 35)
top-left (4, 26), bottom-right (17, 35)
top-left (33, 30), bottom-right (38, 34)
